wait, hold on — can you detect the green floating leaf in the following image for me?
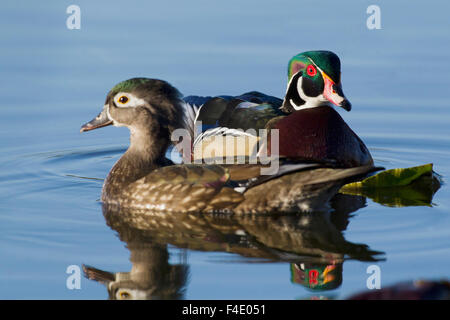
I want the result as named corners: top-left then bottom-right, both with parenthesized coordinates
top-left (341, 163), bottom-right (433, 190)
top-left (340, 164), bottom-right (442, 208)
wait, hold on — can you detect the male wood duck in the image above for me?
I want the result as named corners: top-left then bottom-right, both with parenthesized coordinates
top-left (81, 78), bottom-right (380, 214)
top-left (184, 51), bottom-right (373, 168)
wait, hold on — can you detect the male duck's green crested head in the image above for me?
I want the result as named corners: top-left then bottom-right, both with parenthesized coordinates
top-left (281, 50), bottom-right (351, 113)
top-left (80, 78), bottom-right (185, 135)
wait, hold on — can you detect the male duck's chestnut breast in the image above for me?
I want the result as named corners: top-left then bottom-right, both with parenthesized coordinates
top-left (270, 106), bottom-right (372, 167)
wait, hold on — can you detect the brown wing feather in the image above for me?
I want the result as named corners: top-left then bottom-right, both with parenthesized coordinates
top-left (123, 164), bottom-right (243, 212)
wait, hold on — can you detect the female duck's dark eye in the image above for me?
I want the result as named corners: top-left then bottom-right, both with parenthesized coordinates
top-left (306, 65), bottom-right (317, 77)
top-left (118, 96), bottom-right (129, 104)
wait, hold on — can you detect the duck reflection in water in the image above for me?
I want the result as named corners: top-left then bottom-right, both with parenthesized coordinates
top-left (84, 243), bottom-right (188, 300)
top-left (83, 193), bottom-right (384, 300)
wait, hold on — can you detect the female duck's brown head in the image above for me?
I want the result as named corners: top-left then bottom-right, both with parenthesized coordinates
top-left (81, 78), bottom-right (184, 138)
top-left (81, 78), bottom-right (187, 162)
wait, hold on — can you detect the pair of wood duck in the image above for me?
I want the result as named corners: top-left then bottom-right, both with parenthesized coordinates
top-left (81, 51), bottom-right (378, 214)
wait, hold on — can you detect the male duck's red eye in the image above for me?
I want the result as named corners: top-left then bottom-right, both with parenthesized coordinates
top-left (306, 65), bottom-right (317, 77)
top-left (118, 96), bottom-right (129, 104)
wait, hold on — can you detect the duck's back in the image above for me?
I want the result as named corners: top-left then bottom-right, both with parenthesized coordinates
top-left (183, 91), bottom-right (284, 131)
top-left (268, 106), bottom-right (373, 168)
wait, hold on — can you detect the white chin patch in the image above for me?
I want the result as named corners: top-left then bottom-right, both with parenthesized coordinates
top-left (112, 121), bottom-right (126, 128)
top-left (291, 77), bottom-right (330, 110)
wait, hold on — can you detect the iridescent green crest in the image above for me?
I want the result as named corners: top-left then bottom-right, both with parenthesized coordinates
top-left (287, 55), bottom-right (308, 80)
top-left (110, 78), bottom-right (151, 95)
top-left (287, 51), bottom-right (341, 83)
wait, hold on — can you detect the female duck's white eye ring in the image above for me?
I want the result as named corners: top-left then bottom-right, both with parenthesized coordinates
top-left (118, 290), bottom-right (131, 299)
top-left (117, 95), bottom-right (129, 104)
top-left (114, 92), bottom-right (145, 108)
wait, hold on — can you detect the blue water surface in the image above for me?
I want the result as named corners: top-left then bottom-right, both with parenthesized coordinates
top-left (0, 0), bottom-right (449, 299)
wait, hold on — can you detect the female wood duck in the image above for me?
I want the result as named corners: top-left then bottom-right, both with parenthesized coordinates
top-left (80, 78), bottom-right (380, 214)
top-left (184, 50), bottom-right (373, 168)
